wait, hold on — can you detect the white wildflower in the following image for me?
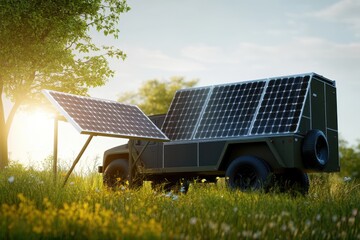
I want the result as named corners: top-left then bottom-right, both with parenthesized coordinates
top-left (281, 211), bottom-right (290, 217)
top-left (344, 176), bottom-right (352, 182)
top-left (221, 223), bottom-right (231, 233)
top-left (352, 208), bottom-right (358, 217)
top-left (268, 222), bottom-right (276, 228)
top-left (189, 217), bottom-right (197, 225)
top-left (253, 231), bottom-right (261, 239)
top-left (349, 217), bottom-right (355, 225)
top-left (242, 230), bottom-right (252, 237)
top-left (8, 176), bottom-right (15, 183)
top-left (208, 221), bottom-right (218, 230)
top-left (172, 195), bottom-right (179, 201)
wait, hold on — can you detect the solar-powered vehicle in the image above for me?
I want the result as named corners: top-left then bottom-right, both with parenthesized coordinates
top-left (99, 73), bottom-right (339, 194)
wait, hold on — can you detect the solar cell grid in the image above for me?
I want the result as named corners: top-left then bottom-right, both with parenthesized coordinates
top-left (250, 76), bottom-right (310, 135)
top-left (194, 81), bottom-right (266, 139)
top-left (162, 73), bottom-right (312, 141)
top-left (161, 87), bottom-right (211, 141)
top-left (44, 90), bottom-right (169, 141)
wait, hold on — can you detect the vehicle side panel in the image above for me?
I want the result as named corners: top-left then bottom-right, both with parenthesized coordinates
top-left (164, 143), bottom-right (197, 168)
top-left (199, 141), bottom-right (226, 166)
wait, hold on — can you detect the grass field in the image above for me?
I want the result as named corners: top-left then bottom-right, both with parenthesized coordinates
top-left (0, 164), bottom-right (359, 239)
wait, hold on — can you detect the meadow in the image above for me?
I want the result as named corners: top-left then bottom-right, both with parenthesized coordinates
top-left (0, 164), bottom-right (359, 239)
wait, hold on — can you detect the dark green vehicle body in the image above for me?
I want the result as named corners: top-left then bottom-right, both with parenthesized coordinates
top-left (99, 73), bottom-right (339, 188)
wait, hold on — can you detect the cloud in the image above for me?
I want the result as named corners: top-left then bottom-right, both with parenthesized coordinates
top-left (128, 48), bottom-right (206, 72)
top-left (181, 45), bottom-right (236, 64)
top-left (178, 38), bottom-right (360, 84)
top-left (313, 0), bottom-right (360, 33)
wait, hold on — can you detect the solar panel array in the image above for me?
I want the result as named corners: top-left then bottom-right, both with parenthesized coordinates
top-left (43, 90), bottom-right (169, 141)
top-left (162, 74), bottom-right (311, 141)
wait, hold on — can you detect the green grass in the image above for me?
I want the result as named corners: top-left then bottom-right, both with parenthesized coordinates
top-left (0, 164), bottom-right (359, 239)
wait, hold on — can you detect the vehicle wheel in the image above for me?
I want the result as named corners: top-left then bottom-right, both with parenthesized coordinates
top-left (103, 159), bottom-right (129, 188)
top-left (302, 129), bottom-right (329, 170)
top-left (272, 169), bottom-right (309, 196)
top-left (225, 156), bottom-right (270, 191)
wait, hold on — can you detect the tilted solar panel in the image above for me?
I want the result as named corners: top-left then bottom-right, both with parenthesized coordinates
top-left (43, 90), bottom-right (169, 141)
top-left (251, 75), bottom-right (310, 135)
top-left (162, 87), bottom-right (211, 141)
top-left (162, 73), bottom-right (313, 141)
top-left (194, 81), bottom-right (266, 139)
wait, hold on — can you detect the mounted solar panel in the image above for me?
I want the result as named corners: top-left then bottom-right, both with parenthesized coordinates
top-left (162, 73), bottom-right (315, 141)
top-left (251, 75), bottom-right (310, 135)
top-left (43, 90), bottom-right (169, 141)
top-left (162, 87), bottom-right (211, 141)
top-left (194, 81), bottom-right (266, 139)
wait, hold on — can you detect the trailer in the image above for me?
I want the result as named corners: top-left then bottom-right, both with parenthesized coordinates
top-left (99, 73), bottom-right (339, 194)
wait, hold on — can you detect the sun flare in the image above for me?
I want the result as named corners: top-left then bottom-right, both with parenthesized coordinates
top-left (20, 109), bottom-right (55, 157)
top-left (26, 110), bottom-right (54, 133)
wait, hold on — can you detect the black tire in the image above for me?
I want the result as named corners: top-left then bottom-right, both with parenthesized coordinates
top-left (272, 169), bottom-right (309, 196)
top-left (225, 156), bottom-right (270, 191)
top-left (302, 129), bottom-right (329, 170)
top-left (103, 159), bottom-right (129, 188)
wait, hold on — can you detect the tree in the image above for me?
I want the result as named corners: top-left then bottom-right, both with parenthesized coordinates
top-left (0, 0), bottom-right (130, 168)
top-left (118, 76), bottom-right (199, 115)
top-left (339, 139), bottom-right (360, 179)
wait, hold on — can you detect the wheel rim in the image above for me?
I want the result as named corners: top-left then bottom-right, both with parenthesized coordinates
top-left (315, 136), bottom-right (327, 165)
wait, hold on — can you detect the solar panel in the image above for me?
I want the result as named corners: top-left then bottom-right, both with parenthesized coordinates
top-left (162, 73), bottom-right (313, 141)
top-left (43, 90), bottom-right (169, 141)
top-left (250, 76), bottom-right (310, 135)
top-left (162, 87), bottom-right (211, 141)
top-left (194, 81), bottom-right (266, 139)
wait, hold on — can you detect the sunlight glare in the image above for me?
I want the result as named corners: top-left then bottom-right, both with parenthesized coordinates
top-left (16, 109), bottom-right (54, 163)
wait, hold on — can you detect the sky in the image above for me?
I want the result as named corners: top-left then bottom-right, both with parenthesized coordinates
top-left (6, 0), bottom-right (360, 171)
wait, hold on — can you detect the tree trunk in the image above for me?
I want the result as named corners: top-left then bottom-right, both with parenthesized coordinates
top-left (0, 84), bottom-right (9, 169)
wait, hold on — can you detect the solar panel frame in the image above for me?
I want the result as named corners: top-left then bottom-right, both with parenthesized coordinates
top-left (43, 90), bottom-right (169, 142)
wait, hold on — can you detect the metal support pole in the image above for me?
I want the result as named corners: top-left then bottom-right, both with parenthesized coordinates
top-left (53, 117), bottom-right (58, 183)
top-left (132, 141), bottom-right (150, 169)
top-left (63, 135), bottom-right (94, 187)
top-left (128, 140), bottom-right (133, 188)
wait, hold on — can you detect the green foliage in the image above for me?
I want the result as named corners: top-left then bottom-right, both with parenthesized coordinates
top-left (0, 0), bottom-right (129, 102)
top-left (0, 166), bottom-right (359, 239)
top-left (118, 76), bottom-right (199, 115)
top-left (0, 0), bottom-right (130, 168)
top-left (339, 139), bottom-right (360, 179)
